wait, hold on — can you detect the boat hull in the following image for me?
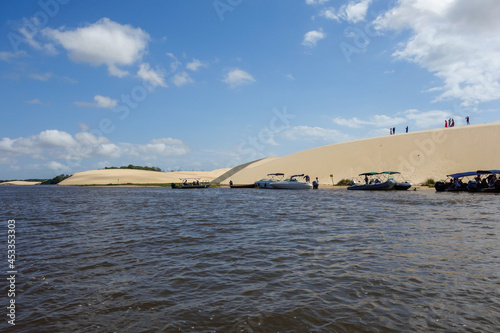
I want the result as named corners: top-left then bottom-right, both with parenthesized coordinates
top-left (230, 184), bottom-right (256, 188)
top-left (270, 181), bottom-right (313, 190)
top-left (395, 182), bottom-right (412, 190)
top-left (347, 179), bottom-right (397, 190)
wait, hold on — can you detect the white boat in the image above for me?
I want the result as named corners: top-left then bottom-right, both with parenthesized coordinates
top-left (255, 173), bottom-right (284, 189)
top-left (347, 172), bottom-right (397, 191)
top-left (270, 174), bottom-right (313, 190)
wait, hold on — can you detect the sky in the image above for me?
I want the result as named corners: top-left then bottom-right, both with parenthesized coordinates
top-left (1, 0), bottom-right (500, 179)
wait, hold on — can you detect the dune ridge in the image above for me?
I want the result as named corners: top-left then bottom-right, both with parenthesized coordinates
top-left (58, 168), bottom-right (230, 186)
top-left (218, 122), bottom-right (500, 185)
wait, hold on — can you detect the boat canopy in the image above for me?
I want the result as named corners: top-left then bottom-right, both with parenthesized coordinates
top-left (267, 173), bottom-right (284, 176)
top-left (477, 170), bottom-right (500, 174)
top-left (290, 174), bottom-right (305, 178)
top-left (380, 171), bottom-right (401, 175)
top-left (358, 172), bottom-right (379, 176)
top-left (446, 171), bottom-right (478, 178)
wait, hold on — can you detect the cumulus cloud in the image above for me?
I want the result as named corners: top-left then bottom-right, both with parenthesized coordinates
top-left (43, 18), bottom-right (150, 77)
top-left (124, 138), bottom-right (190, 158)
top-left (74, 95), bottom-right (118, 108)
top-left (333, 114), bottom-right (406, 128)
top-left (302, 29), bottom-right (326, 47)
top-left (333, 110), bottom-right (455, 130)
top-left (172, 72), bottom-right (193, 87)
top-left (321, 0), bottom-right (372, 23)
top-left (186, 58), bottom-right (206, 71)
top-left (223, 68), bottom-right (256, 88)
top-left (375, 0), bottom-right (500, 105)
top-left (137, 63), bottom-right (167, 87)
top-left (306, 0), bottom-right (329, 5)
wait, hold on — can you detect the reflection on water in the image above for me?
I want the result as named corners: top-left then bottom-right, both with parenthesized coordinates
top-left (1, 186), bottom-right (499, 332)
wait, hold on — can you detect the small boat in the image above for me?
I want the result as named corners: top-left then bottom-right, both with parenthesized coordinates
top-left (380, 171), bottom-right (412, 190)
top-left (255, 173), bottom-right (285, 189)
top-left (270, 174), bottom-right (313, 190)
top-left (466, 170), bottom-right (500, 193)
top-left (435, 171), bottom-right (477, 192)
top-left (347, 172), bottom-right (397, 190)
top-left (171, 178), bottom-right (210, 189)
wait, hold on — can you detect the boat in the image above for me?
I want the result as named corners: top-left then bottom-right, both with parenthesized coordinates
top-left (466, 170), bottom-right (500, 193)
top-left (380, 171), bottom-right (412, 190)
top-left (435, 171), bottom-right (478, 192)
top-left (255, 173), bottom-right (285, 189)
top-left (269, 174), bottom-right (313, 190)
top-left (347, 172), bottom-right (397, 190)
top-left (171, 178), bottom-right (210, 189)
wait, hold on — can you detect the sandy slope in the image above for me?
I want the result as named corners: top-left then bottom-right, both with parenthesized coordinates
top-left (218, 122), bottom-right (500, 185)
top-left (0, 181), bottom-right (42, 185)
top-left (59, 168), bottom-right (230, 185)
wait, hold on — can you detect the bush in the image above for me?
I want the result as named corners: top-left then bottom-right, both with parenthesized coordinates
top-left (421, 178), bottom-right (435, 187)
top-left (104, 165), bottom-right (162, 172)
top-left (336, 178), bottom-right (351, 186)
top-left (41, 174), bottom-right (71, 185)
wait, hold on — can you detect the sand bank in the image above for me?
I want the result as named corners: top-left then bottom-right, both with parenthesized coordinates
top-left (0, 181), bottom-right (42, 185)
top-left (59, 168), bottom-right (230, 186)
top-left (218, 122), bottom-right (500, 186)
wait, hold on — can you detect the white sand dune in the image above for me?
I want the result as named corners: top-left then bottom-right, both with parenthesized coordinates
top-left (218, 122), bottom-right (500, 186)
top-left (59, 168), bottom-right (230, 186)
top-left (0, 181), bottom-right (42, 185)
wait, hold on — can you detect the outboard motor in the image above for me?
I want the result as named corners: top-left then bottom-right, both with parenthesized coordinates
top-left (435, 181), bottom-right (446, 192)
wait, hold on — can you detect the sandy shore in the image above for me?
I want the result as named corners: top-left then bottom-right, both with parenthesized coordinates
top-left (59, 168), bottom-right (230, 186)
top-left (0, 181), bottom-right (42, 185)
top-left (218, 122), bottom-right (500, 186)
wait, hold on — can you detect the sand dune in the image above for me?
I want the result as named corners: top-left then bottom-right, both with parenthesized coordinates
top-left (0, 181), bottom-right (42, 185)
top-left (59, 168), bottom-right (230, 186)
top-left (219, 122), bottom-right (500, 186)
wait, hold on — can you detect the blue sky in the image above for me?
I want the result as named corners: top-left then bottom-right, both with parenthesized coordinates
top-left (1, 0), bottom-right (499, 179)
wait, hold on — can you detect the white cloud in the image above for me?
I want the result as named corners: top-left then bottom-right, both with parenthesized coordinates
top-left (30, 72), bottom-right (53, 81)
top-left (137, 63), bottom-right (167, 87)
top-left (47, 161), bottom-right (71, 172)
top-left (223, 68), bottom-right (256, 88)
top-left (282, 126), bottom-right (348, 142)
top-left (302, 29), bottom-right (326, 47)
top-left (25, 99), bottom-right (48, 105)
top-left (402, 109), bottom-right (453, 129)
top-left (43, 18), bottom-right (150, 77)
top-left (286, 73), bottom-right (295, 80)
top-left (375, 0), bottom-right (500, 105)
top-left (166, 52), bottom-right (181, 72)
top-left (321, 0), bottom-right (372, 23)
top-left (172, 72), bottom-right (193, 87)
top-left (74, 95), bottom-right (118, 108)
top-left (125, 138), bottom-right (190, 158)
top-left (333, 114), bottom-right (406, 128)
top-left (0, 51), bottom-right (27, 62)
top-left (306, 0), bottom-right (329, 5)
top-left (186, 58), bottom-right (206, 71)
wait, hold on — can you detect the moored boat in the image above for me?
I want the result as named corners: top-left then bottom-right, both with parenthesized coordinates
top-left (171, 178), bottom-right (210, 189)
top-left (380, 171), bottom-right (412, 190)
top-left (435, 170), bottom-right (500, 192)
top-left (347, 172), bottom-right (397, 190)
top-left (270, 174), bottom-right (313, 190)
top-left (255, 173), bottom-right (285, 189)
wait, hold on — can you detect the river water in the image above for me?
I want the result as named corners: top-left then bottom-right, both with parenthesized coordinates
top-left (1, 186), bottom-right (499, 332)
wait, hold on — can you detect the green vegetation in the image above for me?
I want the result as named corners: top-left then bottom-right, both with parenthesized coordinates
top-left (336, 178), bottom-right (351, 186)
top-left (40, 174), bottom-right (72, 185)
top-left (104, 164), bottom-right (163, 172)
top-left (421, 178), bottom-right (435, 187)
